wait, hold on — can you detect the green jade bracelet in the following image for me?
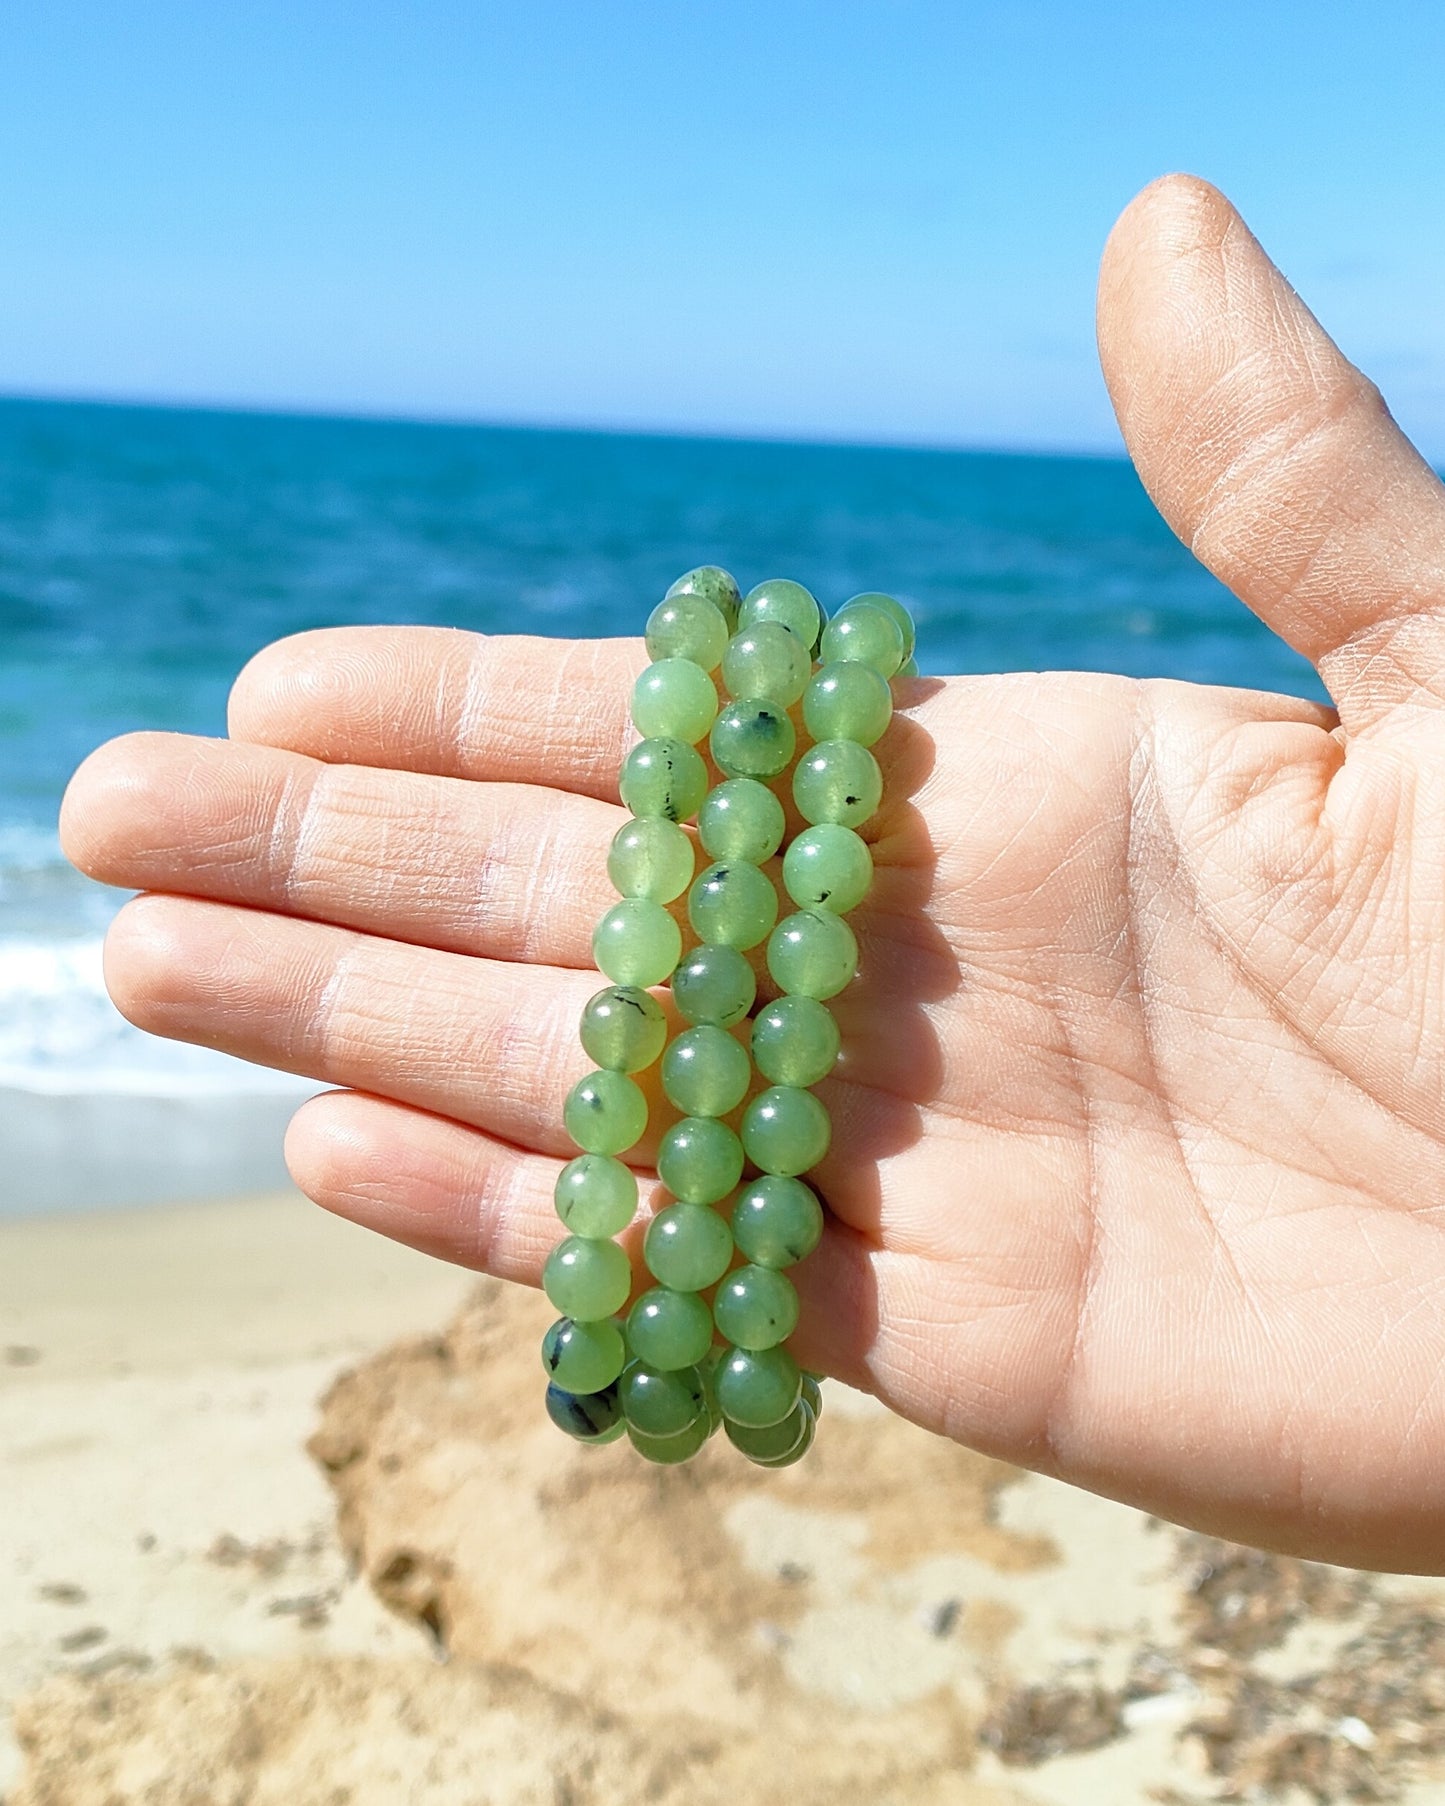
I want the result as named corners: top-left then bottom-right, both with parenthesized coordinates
top-left (541, 564), bottom-right (916, 1467)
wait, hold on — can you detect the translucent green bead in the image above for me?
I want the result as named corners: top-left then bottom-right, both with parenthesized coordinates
top-left (631, 658), bottom-right (719, 743)
top-left (593, 898), bottom-right (683, 988)
top-left (545, 1380), bottom-right (624, 1442)
top-left (740, 578), bottom-right (823, 651)
top-left (563, 1068), bottom-right (649, 1155)
top-left (671, 942), bottom-right (756, 1027)
top-left (803, 661), bottom-right (892, 749)
top-left (741, 1085), bottom-right (832, 1177)
top-left (658, 1115), bottom-right (744, 1204)
top-left (792, 739), bottom-right (883, 829)
top-left (555, 1154), bottom-right (638, 1238)
top-left (687, 859), bottom-right (779, 951)
top-left (620, 1360), bottom-right (707, 1437)
top-left (628, 1414), bottom-right (713, 1463)
top-left (751, 996), bottom-right (840, 1088)
top-left (543, 1235), bottom-right (633, 1321)
top-left (700, 1348), bottom-right (725, 1432)
top-left (725, 1399), bottom-right (811, 1462)
top-left (626, 1286), bottom-right (715, 1371)
top-left (710, 700), bottom-right (796, 781)
top-left (716, 1344), bottom-right (802, 1428)
top-left (842, 591), bottom-right (916, 661)
top-left (722, 622), bottom-right (811, 708)
top-left (666, 564), bottom-right (741, 632)
top-left (697, 777), bottom-right (785, 864)
top-left (645, 595), bottom-right (728, 672)
top-left (662, 1025), bottom-right (752, 1118)
top-left (801, 1373), bottom-right (823, 1416)
top-left (644, 1201), bottom-right (733, 1290)
top-left (898, 655), bottom-right (919, 678)
top-left (767, 909), bottom-right (859, 1001)
top-left (819, 603), bottom-right (905, 677)
top-left (579, 985), bottom-right (667, 1073)
top-left (732, 1175), bottom-right (825, 1268)
top-left (713, 1266), bottom-right (799, 1350)
top-left (541, 1315), bottom-right (627, 1393)
top-left (619, 736), bottom-right (709, 823)
top-left (782, 824), bottom-right (873, 915)
top-left (750, 1401), bottom-right (816, 1466)
top-left (607, 817), bottom-right (695, 903)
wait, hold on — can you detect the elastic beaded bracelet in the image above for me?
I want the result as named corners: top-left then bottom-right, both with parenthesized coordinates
top-left (543, 569), bottom-right (916, 1470)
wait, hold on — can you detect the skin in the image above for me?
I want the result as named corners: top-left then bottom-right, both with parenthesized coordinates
top-left (59, 175), bottom-right (1445, 1572)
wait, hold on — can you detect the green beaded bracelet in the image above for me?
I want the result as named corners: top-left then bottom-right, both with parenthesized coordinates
top-left (543, 566), bottom-right (918, 1469)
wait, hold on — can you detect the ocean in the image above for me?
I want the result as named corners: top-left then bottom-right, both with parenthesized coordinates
top-left (0, 396), bottom-right (1321, 1214)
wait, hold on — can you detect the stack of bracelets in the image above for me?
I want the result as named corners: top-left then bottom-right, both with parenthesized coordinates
top-left (541, 567), bottom-right (917, 1469)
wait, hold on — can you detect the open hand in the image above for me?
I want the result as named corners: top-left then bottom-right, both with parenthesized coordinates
top-left (61, 176), bottom-right (1445, 1572)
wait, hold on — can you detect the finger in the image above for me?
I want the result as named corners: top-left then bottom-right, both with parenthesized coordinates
top-left (285, 1085), bottom-right (883, 1388)
top-left (1098, 173), bottom-right (1445, 734)
top-left (62, 730), bottom-right (622, 966)
top-left (102, 890), bottom-right (931, 1226)
top-left (105, 892), bottom-right (602, 1158)
top-left (229, 626), bottom-right (642, 799)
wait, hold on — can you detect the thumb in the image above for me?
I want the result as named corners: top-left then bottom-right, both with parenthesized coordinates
top-left (1098, 173), bottom-right (1445, 735)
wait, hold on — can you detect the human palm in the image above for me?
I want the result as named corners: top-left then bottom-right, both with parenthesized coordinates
top-left (61, 177), bottom-right (1445, 1571)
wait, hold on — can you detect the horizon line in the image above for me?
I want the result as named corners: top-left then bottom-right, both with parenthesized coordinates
top-left (0, 386), bottom-right (1131, 465)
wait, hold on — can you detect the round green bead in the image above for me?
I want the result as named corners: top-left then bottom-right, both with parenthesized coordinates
top-left (619, 736), bottom-right (709, 823)
top-left (803, 661), bottom-right (892, 749)
top-left (631, 658), bottom-right (719, 744)
top-left (725, 1399), bottom-right (811, 1462)
top-left (751, 996), bottom-right (840, 1088)
top-left (687, 859), bottom-right (779, 951)
top-left (898, 655), bottom-right (919, 678)
top-left (732, 1175), bottom-right (825, 1268)
top-left (741, 1085), bottom-right (832, 1177)
top-left (767, 909), bottom-right (859, 1001)
top-left (782, 824), bottom-right (873, 915)
top-left (716, 1344), bottom-right (802, 1428)
top-left (579, 985), bottom-right (667, 1073)
top-left (645, 595), bottom-right (728, 672)
top-left (820, 603), bottom-right (905, 677)
top-left (626, 1286), bottom-right (715, 1371)
top-left (842, 591), bottom-right (915, 661)
top-left (792, 739), bottom-right (883, 829)
top-left (713, 1265), bottom-right (799, 1351)
top-left (722, 622), bottom-right (811, 708)
top-left (545, 1380), bottom-right (624, 1442)
top-left (662, 1025), bottom-right (752, 1118)
top-left (607, 817), bottom-right (695, 903)
top-left (671, 942), bottom-right (756, 1027)
top-left (710, 700), bottom-right (796, 781)
top-left (555, 1154), bottom-right (638, 1238)
top-left (739, 579), bottom-right (823, 651)
top-left (666, 564), bottom-right (741, 632)
top-left (697, 777), bottom-right (785, 864)
top-left (541, 1316), bottom-right (627, 1393)
top-left (593, 898), bottom-right (683, 988)
top-left (658, 1115), bottom-right (744, 1204)
top-left (543, 1236), bottom-right (633, 1321)
top-left (563, 1068), bottom-right (649, 1156)
top-left (750, 1401), bottom-right (816, 1466)
top-left (801, 1373), bottom-right (823, 1416)
top-left (620, 1360), bottom-right (707, 1438)
top-left (644, 1201), bottom-right (734, 1291)
top-left (628, 1413), bottom-right (713, 1464)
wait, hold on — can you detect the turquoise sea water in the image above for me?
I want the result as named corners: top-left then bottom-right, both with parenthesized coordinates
top-left (0, 396), bottom-right (1320, 1209)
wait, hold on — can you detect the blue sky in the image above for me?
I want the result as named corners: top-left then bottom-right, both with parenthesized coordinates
top-left (2, 2), bottom-right (1442, 453)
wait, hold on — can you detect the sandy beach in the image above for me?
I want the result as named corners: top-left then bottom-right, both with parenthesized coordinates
top-left (4, 1190), bottom-right (1445, 1804)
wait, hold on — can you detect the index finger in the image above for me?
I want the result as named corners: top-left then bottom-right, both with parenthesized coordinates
top-left (229, 626), bottom-right (643, 799)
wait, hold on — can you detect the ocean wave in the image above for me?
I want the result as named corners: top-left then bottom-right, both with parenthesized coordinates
top-left (0, 933), bottom-right (317, 1096)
